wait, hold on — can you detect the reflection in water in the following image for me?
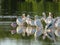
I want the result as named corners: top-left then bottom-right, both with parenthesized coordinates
top-left (0, 38), bottom-right (31, 45)
top-left (16, 26), bottom-right (43, 38)
top-left (0, 25), bottom-right (60, 45)
top-left (0, 38), bottom-right (60, 45)
top-left (16, 26), bottom-right (36, 36)
top-left (16, 26), bottom-right (26, 34)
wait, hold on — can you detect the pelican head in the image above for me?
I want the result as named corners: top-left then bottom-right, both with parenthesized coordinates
top-left (42, 12), bottom-right (46, 16)
top-left (49, 12), bottom-right (52, 16)
top-left (42, 12), bottom-right (46, 18)
top-left (27, 14), bottom-right (30, 18)
top-left (22, 13), bottom-right (26, 21)
top-left (22, 13), bottom-right (26, 18)
top-left (35, 15), bottom-right (38, 19)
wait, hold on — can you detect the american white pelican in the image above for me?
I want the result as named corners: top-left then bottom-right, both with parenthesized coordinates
top-left (34, 15), bottom-right (43, 39)
top-left (16, 13), bottom-right (26, 26)
top-left (44, 12), bottom-right (55, 33)
top-left (34, 15), bottom-right (43, 28)
top-left (26, 14), bottom-right (31, 25)
top-left (43, 23), bottom-right (56, 41)
top-left (55, 17), bottom-right (60, 30)
top-left (44, 16), bottom-right (60, 38)
top-left (42, 12), bottom-right (56, 41)
top-left (45, 12), bottom-right (54, 24)
top-left (54, 17), bottom-right (60, 37)
top-left (44, 16), bottom-right (60, 39)
top-left (42, 12), bottom-right (54, 24)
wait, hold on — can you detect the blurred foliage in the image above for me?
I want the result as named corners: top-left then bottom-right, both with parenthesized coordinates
top-left (1, 0), bottom-right (60, 15)
top-left (0, 0), bottom-right (60, 20)
top-left (1, 0), bottom-right (17, 15)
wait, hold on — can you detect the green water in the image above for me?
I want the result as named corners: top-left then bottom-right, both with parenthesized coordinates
top-left (0, 25), bottom-right (60, 45)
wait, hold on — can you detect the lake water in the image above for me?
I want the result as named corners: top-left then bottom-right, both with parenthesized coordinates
top-left (0, 24), bottom-right (60, 45)
top-left (0, 38), bottom-right (60, 45)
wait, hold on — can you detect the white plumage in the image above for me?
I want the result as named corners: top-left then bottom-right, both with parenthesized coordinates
top-left (34, 15), bottom-right (43, 38)
top-left (55, 30), bottom-right (60, 37)
top-left (34, 15), bottom-right (43, 28)
top-left (34, 19), bottom-right (43, 28)
top-left (16, 18), bottom-right (24, 26)
top-left (55, 17), bottom-right (60, 29)
top-left (26, 15), bottom-right (31, 25)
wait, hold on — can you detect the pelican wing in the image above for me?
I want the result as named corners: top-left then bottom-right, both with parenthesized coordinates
top-left (16, 18), bottom-right (23, 25)
top-left (55, 19), bottom-right (60, 29)
top-left (35, 19), bottom-right (43, 27)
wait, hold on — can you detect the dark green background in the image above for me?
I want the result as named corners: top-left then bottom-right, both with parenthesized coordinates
top-left (0, 0), bottom-right (60, 16)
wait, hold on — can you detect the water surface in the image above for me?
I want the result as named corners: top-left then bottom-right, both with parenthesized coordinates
top-left (0, 24), bottom-right (60, 45)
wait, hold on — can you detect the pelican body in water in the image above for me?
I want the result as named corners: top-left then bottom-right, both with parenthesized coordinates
top-left (54, 17), bottom-right (60, 37)
top-left (26, 14), bottom-right (35, 26)
top-left (34, 15), bottom-right (43, 39)
top-left (42, 12), bottom-right (56, 41)
top-left (42, 12), bottom-right (54, 24)
top-left (55, 17), bottom-right (60, 30)
top-left (25, 14), bottom-right (31, 26)
top-left (16, 13), bottom-right (26, 26)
